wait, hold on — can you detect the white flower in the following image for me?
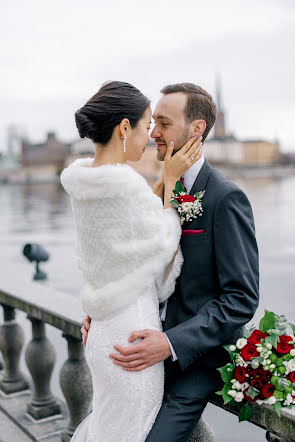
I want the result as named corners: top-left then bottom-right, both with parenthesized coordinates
top-left (235, 392), bottom-right (244, 403)
top-left (241, 382), bottom-right (249, 391)
top-left (290, 349), bottom-right (295, 357)
top-left (181, 202), bottom-right (193, 211)
top-left (232, 381), bottom-right (242, 390)
top-left (229, 345), bottom-right (236, 351)
top-left (257, 346), bottom-right (263, 353)
top-left (268, 396), bottom-right (277, 405)
top-left (235, 355), bottom-right (247, 367)
top-left (266, 343), bottom-right (272, 350)
top-left (286, 358), bottom-right (295, 374)
top-left (256, 399), bottom-right (264, 405)
top-left (228, 390), bottom-right (237, 398)
top-left (236, 338), bottom-right (247, 349)
top-left (251, 360), bottom-right (260, 369)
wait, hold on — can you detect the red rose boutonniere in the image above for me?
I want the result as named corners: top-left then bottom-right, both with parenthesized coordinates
top-left (170, 180), bottom-right (205, 225)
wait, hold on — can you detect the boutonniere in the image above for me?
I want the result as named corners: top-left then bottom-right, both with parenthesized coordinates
top-left (170, 180), bottom-right (205, 225)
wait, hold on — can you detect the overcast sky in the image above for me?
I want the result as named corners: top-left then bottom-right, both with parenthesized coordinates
top-left (1, 0), bottom-right (294, 152)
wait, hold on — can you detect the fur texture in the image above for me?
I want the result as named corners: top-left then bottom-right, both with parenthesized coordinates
top-left (61, 158), bottom-right (183, 320)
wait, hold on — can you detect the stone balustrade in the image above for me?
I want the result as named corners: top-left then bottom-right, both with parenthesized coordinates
top-left (0, 279), bottom-right (294, 441)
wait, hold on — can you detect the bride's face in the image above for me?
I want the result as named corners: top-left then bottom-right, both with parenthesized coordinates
top-left (125, 107), bottom-right (152, 162)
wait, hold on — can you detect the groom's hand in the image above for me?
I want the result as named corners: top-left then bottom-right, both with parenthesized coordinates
top-left (109, 329), bottom-right (172, 371)
top-left (80, 315), bottom-right (91, 346)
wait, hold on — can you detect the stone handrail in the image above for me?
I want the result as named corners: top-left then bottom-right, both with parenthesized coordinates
top-left (0, 280), bottom-right (294, 441)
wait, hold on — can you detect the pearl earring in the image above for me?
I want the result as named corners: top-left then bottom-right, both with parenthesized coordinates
top-left (123, 136), bottom-right (127, 153)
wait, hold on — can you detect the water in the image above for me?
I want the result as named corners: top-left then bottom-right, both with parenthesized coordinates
top-left (1, 172), bottom-right (295, 442)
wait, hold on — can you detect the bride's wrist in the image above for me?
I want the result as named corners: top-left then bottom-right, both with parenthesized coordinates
top-left (165, 175), bottom-right (179, 185)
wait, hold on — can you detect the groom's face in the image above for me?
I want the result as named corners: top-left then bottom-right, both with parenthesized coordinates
top-left (151, 92), bottom-right (190, 161)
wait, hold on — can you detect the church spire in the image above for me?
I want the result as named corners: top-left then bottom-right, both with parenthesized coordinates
top-left (214, 73), bottom-right (226, 139)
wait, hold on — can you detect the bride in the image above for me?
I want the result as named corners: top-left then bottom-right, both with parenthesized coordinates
top-left (61, 81), bottom-right (202, 442)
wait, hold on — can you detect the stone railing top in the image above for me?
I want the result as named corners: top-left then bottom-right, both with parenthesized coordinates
top-left (0, 278), bottom-right (84, 339)
top-left (210, 393), bottom-right (295, 441)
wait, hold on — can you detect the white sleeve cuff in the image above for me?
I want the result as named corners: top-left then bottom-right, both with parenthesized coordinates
top-left (164, 333), bottom-right (178, 361)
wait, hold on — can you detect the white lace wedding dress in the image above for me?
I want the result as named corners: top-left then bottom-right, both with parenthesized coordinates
top-left (73, 283), bottom-right (164, 442)
top-left (61, 159), bottom-right (183, 442)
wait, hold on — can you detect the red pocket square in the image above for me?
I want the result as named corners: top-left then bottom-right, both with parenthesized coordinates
top-left (182, 229), bottom-right (205, 236)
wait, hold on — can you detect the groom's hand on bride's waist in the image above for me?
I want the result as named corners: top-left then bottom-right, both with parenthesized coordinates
top-left (109, 330), bottom-right (172, 371)
top-left (81, 315), bottom-right (91, 346)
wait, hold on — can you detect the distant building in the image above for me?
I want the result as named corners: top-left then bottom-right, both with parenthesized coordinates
top-left (241, 140), bottom-right (282, 166)
top-left (71, 137), bottom-right (94, 155)
top-left (21, 132), bottom-right (70, 168)
top-left (205, 76), bottom-right (282, 166)
top-left (206, 138), bottom-right (282, 166)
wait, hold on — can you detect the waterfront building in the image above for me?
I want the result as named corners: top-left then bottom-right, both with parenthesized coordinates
top-left (205, 77), bottom-right (282, 166)
top-left (21, 132), bottom-right (70, 169)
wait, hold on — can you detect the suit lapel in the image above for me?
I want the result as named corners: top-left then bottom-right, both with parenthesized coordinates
top-left (189, 158), bottom-right (213, 197)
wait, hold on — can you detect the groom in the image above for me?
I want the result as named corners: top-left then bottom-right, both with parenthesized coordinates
top-left (81, 83), bottom-right (259, 441)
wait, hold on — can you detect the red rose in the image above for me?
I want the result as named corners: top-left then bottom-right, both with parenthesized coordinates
top-left (260, 383), bottom-right (275, 399)
top-left (177, 195), bottom-right (196, 203)
top-left (241, 344), bottom-right (259, 361)
top-left (264, 370), bottom-right (272, 381)
top-left (234, 366), bottom-right (247, 383)
top-left (249, 368), bottom-right (270, 382)
top-left (287, 372), bottom-right (295, 383)
top-left (275, 335), bottom-right (294, 355)
top-left (248, 329), bottom-right (268, 345)
top-left (251, 379), bottom-right (263, 390)
top-left (244, 387), bottom-right (258, 403)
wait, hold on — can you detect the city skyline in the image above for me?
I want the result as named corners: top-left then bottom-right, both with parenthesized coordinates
top-left (1, 0), bottom-right (294, 153)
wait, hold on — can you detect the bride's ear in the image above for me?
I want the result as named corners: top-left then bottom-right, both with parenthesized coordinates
top-left (119, 118), bottom-right (130, 138)
top-left (190, 119), bottom-right (206, 138)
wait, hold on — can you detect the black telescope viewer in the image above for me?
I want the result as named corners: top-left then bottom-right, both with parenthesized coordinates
top-left (23, 243), bottom-right (50, 281)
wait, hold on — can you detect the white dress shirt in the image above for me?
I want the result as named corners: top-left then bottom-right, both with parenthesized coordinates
top-left (162, 155), bottom-right (205, 361)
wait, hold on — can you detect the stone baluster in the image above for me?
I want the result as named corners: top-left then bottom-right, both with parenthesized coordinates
top-left (25, 316), bottom-right (61, 419)
top-left (0, 315), bottom-right (3, 371)
top-left (60, 334), bottom-right (92, 442)
top-left (189, 418), bottom-right (217, 442)
top-left (0, 338), bottom-right (3, 371)
top-left (0, 304), bottom-right (29, 394)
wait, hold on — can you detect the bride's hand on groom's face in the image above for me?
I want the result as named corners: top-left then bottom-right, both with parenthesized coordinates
top-left (164, 136), bottom-right (203, 182)
top-left (109, 329), bottom-right (172, 371)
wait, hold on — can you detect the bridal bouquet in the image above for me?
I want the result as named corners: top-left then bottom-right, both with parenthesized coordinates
top-left (170, 180), bottom-right (205, 225)
top-left (217, 311), bottom-right (295, 422)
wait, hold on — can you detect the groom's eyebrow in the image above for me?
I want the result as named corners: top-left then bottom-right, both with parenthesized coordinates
top-left (152, 114), bottom-right (173, 122)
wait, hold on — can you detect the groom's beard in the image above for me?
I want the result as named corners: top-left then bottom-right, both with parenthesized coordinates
top-left (156, 126), bottom-right (190, 161)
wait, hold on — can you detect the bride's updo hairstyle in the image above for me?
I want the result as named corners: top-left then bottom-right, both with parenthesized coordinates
top-left (75, 81), bottom-right (151, 145)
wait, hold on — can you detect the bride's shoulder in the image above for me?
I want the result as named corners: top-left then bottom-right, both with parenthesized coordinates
top-left (60, 158), bottom-right (153, 200)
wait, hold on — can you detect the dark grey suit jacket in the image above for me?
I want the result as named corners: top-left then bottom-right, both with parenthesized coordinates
top-left (164, 159), bottom-right (259, 400)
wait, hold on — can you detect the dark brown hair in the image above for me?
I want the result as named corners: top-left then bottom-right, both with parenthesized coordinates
top-left (160, 83), bottom-right (217, 141)
top-left (75, 81), bottom-right (151, 145)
